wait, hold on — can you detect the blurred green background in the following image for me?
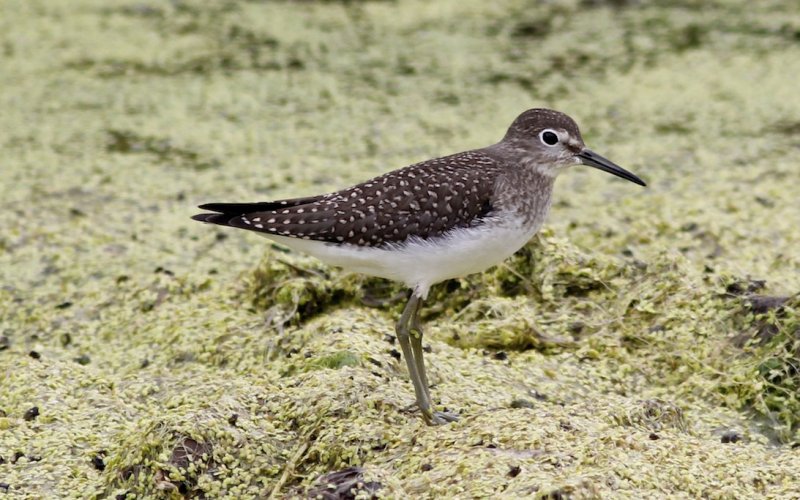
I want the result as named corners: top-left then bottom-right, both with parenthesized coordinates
top-left (1, 0), bottom-right (799, 498)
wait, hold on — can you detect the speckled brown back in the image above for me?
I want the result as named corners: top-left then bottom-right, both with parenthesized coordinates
top-left (194, 150), bottom-right (504, 247)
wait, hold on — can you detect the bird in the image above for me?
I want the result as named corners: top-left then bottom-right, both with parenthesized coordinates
top-left (192, 108), bottom-right (646, 425)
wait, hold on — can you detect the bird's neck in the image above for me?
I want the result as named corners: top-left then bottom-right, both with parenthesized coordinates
top-left (493, 158), bottom-right (556, 229)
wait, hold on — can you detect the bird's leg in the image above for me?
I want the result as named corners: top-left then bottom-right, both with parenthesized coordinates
top-left (395, 293), bottom-right (435, 422)
top-left (409, 298), bottom-right (431, 395)
top-left (408, 295), bottom-right (459, 425)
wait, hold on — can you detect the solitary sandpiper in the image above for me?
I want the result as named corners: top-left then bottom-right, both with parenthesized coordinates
top-left (193, 108), bottom-right (646, 425)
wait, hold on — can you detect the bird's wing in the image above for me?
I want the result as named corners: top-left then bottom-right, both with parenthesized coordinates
top-left (192, 150), bottom-right (503, 247)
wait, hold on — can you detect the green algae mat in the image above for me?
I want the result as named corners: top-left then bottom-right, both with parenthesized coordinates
top-left (2, 0), bottom-right (799, 498)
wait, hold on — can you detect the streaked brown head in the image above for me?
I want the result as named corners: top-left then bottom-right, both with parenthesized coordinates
top-left (502, 108), bottom-right (646, 186)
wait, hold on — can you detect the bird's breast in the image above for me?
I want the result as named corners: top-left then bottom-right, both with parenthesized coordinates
top-left (492, 167), bottom-right (555, 228)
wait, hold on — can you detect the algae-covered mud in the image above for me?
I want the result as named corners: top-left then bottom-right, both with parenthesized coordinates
top-left (1, 0), bottom-right (799, 497)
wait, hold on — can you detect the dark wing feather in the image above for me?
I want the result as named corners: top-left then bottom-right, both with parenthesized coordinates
top-left (198, 195), bottom-right (327, 214)
top-left (192, 149), bottom-right (503, 247)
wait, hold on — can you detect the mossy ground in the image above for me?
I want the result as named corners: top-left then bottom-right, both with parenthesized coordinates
top-left (1, 0), bottom-right (799, 498)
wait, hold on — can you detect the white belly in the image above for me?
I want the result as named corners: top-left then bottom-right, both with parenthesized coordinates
top-left (258, 217), bottom-right (541, 298)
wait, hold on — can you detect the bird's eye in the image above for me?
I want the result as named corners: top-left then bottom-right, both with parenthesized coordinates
top-left (539, 129), bottom-right (559, 146)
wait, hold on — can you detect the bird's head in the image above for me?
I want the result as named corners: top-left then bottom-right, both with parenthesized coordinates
top-left (502, 108), bottom-right (646, 186)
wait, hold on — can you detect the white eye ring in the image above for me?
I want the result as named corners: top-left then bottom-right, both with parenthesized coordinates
top-left (539, 129), bottom-right (559, 147)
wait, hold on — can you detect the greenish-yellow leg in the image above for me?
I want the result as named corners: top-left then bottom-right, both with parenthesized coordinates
top-left (396, 292), bottom-right (458, 425)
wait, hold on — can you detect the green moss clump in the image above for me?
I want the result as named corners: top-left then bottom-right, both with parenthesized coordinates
top-left (309, 350), bottom-right (361, 371)
top-left (717, 295), bottom-right (800, 443)
top-left (245, 252), bottom-right (347, 327)
top-left (102, 378), bottom-right (293, 498)
top-left (612, 399), bottom-right (688, 432)
top-left (439, 296), bottom-right (575, 351)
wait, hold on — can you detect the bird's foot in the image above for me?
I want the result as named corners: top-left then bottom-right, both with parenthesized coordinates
top-left (423, 409), bottom-right (460, 426)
